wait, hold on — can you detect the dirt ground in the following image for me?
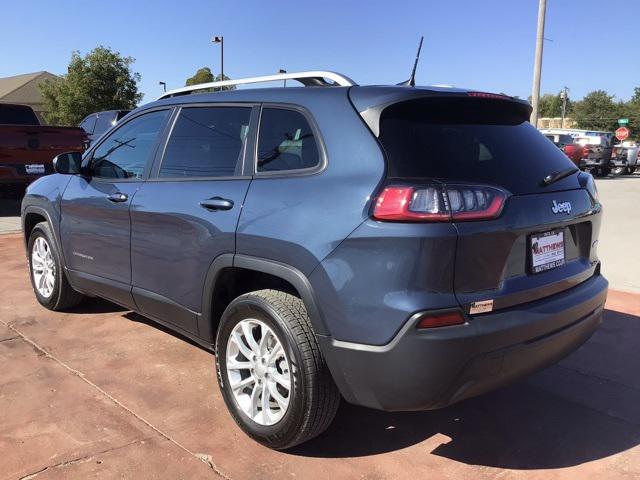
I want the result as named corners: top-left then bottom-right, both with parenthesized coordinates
top-left (1, 232), bottom-right (639, 479)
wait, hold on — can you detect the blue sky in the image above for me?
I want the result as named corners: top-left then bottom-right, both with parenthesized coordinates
top-left (1, 0), bottom-right (637, 104)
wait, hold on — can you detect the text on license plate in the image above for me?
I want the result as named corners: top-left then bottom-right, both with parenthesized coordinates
top-left (530, 230), bottom-right (565, 273)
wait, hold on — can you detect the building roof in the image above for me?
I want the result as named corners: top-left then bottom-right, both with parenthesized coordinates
top-left (0, 71), bottom-right (58, 108)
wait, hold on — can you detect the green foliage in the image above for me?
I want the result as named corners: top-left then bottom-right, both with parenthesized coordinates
top-left (185, 67), bottom-right (235, 92)
top-left (40, 46), bottom-right (142, 126)
top-left (537, 93), bottom-right (572, 117)
top-left (572, 90), bottom-right (624, 131)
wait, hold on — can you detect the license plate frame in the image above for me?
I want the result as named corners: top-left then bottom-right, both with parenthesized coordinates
top-left (529, 230), bottom-right (565, 274)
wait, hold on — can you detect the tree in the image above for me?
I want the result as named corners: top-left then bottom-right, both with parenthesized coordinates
top-left (572, 90), bottom-right (623, 131)
top-left (185, 67), bottom-right (235, 92)
top-left (40, 46), bottom-right (142, 125)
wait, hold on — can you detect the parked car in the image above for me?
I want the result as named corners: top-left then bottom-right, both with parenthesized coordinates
top-left (21, 71), bottom-right (607, 450)
top-left (543, 133), bottom-right (585, 166)
top-left (561, 143), bottom-right (586, 166)
top-left (576, 135), bottom-right (614, 177)
top-left (0, 103), bottom-right (88, 194)
top-left (610, 142), bottom-right (639, 175)
top-left (79, 110), bottom-right (130, 146)
top-left (544, 133), bottom-right (574, 148)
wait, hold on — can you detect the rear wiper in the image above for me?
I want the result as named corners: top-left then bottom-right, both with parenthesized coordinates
top-left (541, 167), bottom-right (579, 186)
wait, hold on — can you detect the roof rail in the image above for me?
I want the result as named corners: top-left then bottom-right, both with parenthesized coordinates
top-left (158, 70), bottom-right (356, 100)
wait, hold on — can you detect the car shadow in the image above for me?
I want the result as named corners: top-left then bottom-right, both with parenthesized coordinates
top-left (288, 308), bottom-right (640, 469)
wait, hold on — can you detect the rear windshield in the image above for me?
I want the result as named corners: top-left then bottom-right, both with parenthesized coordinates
top-left (378, 97), bottom-right (579, 194)
top-left (0, 104), bottom-right (39, 125)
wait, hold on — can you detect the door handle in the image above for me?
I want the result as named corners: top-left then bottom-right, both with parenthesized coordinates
top-left (107, 192), bottom-right (129, 203)
top-left (200, 197), bottom-right (234, 211)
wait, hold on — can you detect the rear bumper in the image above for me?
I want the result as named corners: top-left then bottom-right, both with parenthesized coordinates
top-left (580, 159), bottom-right (607, 168)
top-left (319, 274), bottom-right (607, 411)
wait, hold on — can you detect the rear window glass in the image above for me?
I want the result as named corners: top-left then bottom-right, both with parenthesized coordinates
top-left (257, 108), bottom-right (319, 172)
top-left (0, 104), bottom-right (39, 125)
top-left (378, 97), bottom-right (578, 194)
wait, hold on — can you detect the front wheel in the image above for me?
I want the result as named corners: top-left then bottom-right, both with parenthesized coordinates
top-left (215, 289), bottom-right (340, 450)
top-left (28, 222), bottom-right (84, 310)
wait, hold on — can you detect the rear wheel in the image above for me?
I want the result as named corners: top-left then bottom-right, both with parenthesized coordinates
top-left (215, 289), bottom-right (340, 449)
top-left (28, 222), bottom-right (84, 311)
top-left (612, 164), bottom-right (628, 175)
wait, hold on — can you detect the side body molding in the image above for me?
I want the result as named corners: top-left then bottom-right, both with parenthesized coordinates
top-left (198, 254), bottom-right (328, 343)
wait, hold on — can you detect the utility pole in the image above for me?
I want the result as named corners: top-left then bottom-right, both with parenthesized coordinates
top-left (530, 0), bottom-right (547, 127)
top-left (560, 86), bottom-right (568, 128)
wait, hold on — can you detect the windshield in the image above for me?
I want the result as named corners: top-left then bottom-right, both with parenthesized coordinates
top-left (377, 97), bottom-right (580, 194)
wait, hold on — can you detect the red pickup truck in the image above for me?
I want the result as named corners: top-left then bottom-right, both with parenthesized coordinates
top-left (0, 103), bottom-right (87, 193)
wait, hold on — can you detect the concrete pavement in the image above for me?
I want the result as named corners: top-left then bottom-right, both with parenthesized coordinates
top-left (1, 232), bottom-right (640, 479)
top-left (595, 175), bottom-right (640, 293)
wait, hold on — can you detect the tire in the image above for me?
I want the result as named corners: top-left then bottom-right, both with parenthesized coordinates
top-left (612, 165), bottom-right (627, 176)
top-left (28, 222), bottom-right (84, 311)
top-left (215, 289), bottom-right (340, 450)
top-left (627, 166), bottom-right (636, 175)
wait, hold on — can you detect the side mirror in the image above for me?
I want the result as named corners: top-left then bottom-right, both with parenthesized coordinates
top-left (53, 152), bottom-right (83, 175)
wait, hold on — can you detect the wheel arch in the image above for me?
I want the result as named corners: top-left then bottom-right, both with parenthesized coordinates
top-left (199, 254), bottom-right (329, 342)
top-left (22, 206), bottom-right (59, 253)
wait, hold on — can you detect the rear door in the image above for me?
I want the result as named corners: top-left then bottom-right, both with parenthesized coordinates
top-left (375, 96), bottom-right (601, 313)
top-left (130, 104), bottom-right (255, 334)
top-left (60, 109), bottom-right (171, 307)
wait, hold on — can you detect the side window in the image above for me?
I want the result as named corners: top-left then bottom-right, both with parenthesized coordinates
top-left (159, 107), bottom-right (251, 178)
top-left (257, 108), bottom-right (320, 172)
top-left (80, 115), bottom-right (97, 134)
top-left (91, 110), bottom-right (169, 180)
top-left (94, 112), bottom-right (116, 135)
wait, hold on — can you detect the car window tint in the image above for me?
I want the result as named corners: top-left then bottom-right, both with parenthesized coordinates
top-left (160, 107), bottom-right (251, 178)
top-left (80, 115), bottom-right (97, 134)
top-left (95, 112), bottom-right (116, 135)
top-left (257, 108), bottom-right (319, 172)
top-left (91, 110), bottom-right (169, 179)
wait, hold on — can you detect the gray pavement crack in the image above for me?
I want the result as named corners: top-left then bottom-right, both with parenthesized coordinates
top-left (18, 438), bottom-right (151, 480)
top-left (3, 321), bottom-right (231, 480)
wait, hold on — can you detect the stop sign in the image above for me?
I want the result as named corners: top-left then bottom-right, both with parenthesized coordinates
top-left (616, 127), bottom-right (630, 141)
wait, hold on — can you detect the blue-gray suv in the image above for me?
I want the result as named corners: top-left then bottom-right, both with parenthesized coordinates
top-left (21, 71), bottom-right (608, 449)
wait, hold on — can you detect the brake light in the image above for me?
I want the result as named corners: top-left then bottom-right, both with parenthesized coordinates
top-left (373, 184), bottom-right (508, 222)
top-left (416, 311), bottom-right (465, 329)
top-left (467, 92), bottom-right (511, 100)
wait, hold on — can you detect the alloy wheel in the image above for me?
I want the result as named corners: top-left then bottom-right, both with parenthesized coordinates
top-left (226, 319), bottom-right (291, 426)
top-left (31, 236), bottom-right (55, 298)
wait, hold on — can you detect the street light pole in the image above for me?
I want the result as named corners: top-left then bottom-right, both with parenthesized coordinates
top-left (278, 69), bottom-right (287, 87)
top-left (530, 0), bottom-right (547, 127)
top-left (212, 36), bottom-right (224, 80)
top-left (159, 81), bottom-right (167, 93)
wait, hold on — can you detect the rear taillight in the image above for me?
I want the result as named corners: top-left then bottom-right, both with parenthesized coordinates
top-left (611, 147), bottom-right (617, 159)
top-left (373, 184), bottom-right (508, 222)
top-left (582, 147), bottom-right (590, 159)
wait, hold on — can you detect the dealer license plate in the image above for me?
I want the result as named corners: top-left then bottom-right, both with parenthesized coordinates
top-left (530, 230), bottom-right (565, 274)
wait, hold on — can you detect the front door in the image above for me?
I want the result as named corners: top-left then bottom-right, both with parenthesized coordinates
top-left (130, 105), bottom-right (254, 334)
top-left (60, 109), bottom-right (171, 307)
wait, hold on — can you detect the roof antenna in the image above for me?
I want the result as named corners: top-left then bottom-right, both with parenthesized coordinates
top-left (398, 36), bottom-right (424, 87)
